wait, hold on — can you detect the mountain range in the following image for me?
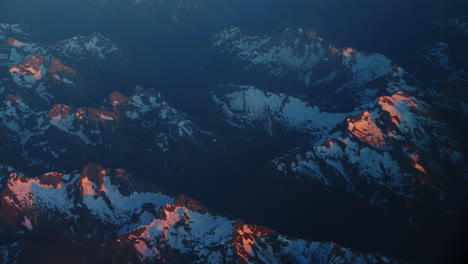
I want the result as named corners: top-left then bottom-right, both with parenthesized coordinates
top-left (0, 2), bottom-right (466, 264)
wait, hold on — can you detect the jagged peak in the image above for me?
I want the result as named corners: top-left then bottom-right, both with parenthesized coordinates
top-left (36, 172), bottom-right (63, 189)
top-left (8, 54), bottom-right (78, 87)
top-left (9, 54), bottom-right (45, 80)
top-left (344, 91), bottom-right (421, 146)
top-left (48, 104), bottom-right (72, 120)
top-left (408, 153), bottom-right (436, 185)
top-left (156, 203), bottom-right (189, 223)
top-left (0, 171), bottom-right (65, 231)
top-left (78, 163), bottom-right (107, 196)
top-left (213, 26), bottom-right (394, 96)
top-left (232, 219), bottom-right (273, 264)
top-left (173, 194), bottom-right (201, 211)
top-left (0, 163), bottom-right (398, 263)
top-left (75, 107), bottom-right (120, 124)
top-left (342, 47), bottom-right (356, 57)
top-left (110, 91), bottom-right (128, 106)
top-left (48, 58), bottom-right (77, 77)
top-left (377, 91), bottom-right (419, 125)
top-left (49, 103), bottom-right (120, 125)
top-left (346, 110), bottom-right (385, 147)
top-left (114, 168), bottom-right (131, 180)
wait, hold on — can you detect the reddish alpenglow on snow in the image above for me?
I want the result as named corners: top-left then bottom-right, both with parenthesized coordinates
top-left (74, 107), bottom-right (119, 124)
top-left (0, 2), bottom-right (465, 264)
top-left (9, 55), bottom-right (45, 80)
top-left (346, 110), bottom-right (385, 147)
top-left (48, 104), bottom-right (73, 119)
top-left (7, 37), bottom-right (23, 46)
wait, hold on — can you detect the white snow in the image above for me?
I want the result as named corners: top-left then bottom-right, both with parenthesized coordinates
top-left (82, 174), bottom-right (174, 226)
top-left (213, 85), bottom-right (348, 137)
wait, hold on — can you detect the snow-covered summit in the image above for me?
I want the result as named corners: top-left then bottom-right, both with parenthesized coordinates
top-left (0, 163), bottom-right (398, 264)
top-left (0, 24), bottom-right (123, 106)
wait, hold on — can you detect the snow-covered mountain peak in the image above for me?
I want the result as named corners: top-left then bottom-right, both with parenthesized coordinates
top-left (346, 110), bottom-right (385, 147)
top-left (0, 164), bottom-right (397, 263)
top-left (78, 163), bottom-right (107, 197)
top-left (213, 27), bottom-right (393, 92)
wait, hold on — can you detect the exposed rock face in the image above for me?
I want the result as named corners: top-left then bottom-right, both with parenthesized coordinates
top-left (0, 24), bottom-right (217, 173)
top-left (48, 104), bottom-right (72, 120)
top-left (47, 58), bottom-right (77, 85)
top-left (0, 164), bottom-right (174, 237)
top-left (270, 89), bottom-right (460, 206)
top-left (212, 27), bottom-right (413, 110)
top-left (0, 23), bottom-right (123, 107)
top-left (0, 20), bottom-right (463, 215)
top-left (9, 55), bottom-right (45, 80)
top-left (0, 12), bottom-right (465, 263)
top-left (0, 171), bottom-right (64, 230)
top-left (0, 87), bottom-right (215, 173)
top-left (78, 163), bottom-right (106, 197)
top-left (346, 110), bottom-right (385, 147)
top-left (0, 164), bottom-right (397, 264)
top-left (211, 28), bottom-right (462, 208)
top-left (109, 91), bottom-right (128, 106)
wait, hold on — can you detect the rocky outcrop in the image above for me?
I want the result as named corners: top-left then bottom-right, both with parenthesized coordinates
top-left (0, 171), bottom-right (65, 231)
top-left (211, 27), bottom-right (462, 209)
top-left (9, 55), bottom-right (45, 80)
top-left (212, 27), bottom-right (412, 109)
top-left (0, 164), bottom-right (397, 264)
top-left (346, 110), bottom-right (385, 147)
top-left (78, 163), bottom-right (106, 197)
top-left (109, 91), bottom-right (128, 106)
top-left (0, 164), bottom-right (174, 236)
top-left (48, 104), bottom-right (72, 120)
top-left (0, 14), bottom-right (464, 264)
top-left (0, 24), bottom-right (124, 107)
top-left (0, 23), bottom-right (217, 172)
top-left (272, 91), bottom-right (461, 206)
